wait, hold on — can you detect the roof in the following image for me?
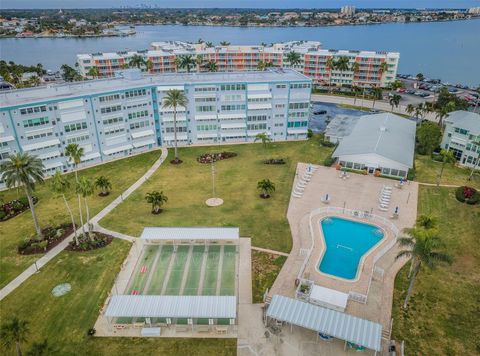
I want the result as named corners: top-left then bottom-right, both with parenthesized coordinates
top-left (266, 295), bottom-right (382, 351)
top-left (333, 113), bottom-right (416, 168)
top-left (105, 295), bottom-right (236, 319)
top-left (140, 227), bottom-right (239, 241)
top-left (444, 110), bottom-right (480, 135)
top-left (0, 69), bottom-right (310, 108)
top-left (309, 285), bottom-right (349, 310)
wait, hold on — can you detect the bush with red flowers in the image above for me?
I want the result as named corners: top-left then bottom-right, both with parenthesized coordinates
top-left (197, 152), bottom-right (237, 164)
top-left (0, 196), bottom-right (38, 222)
top-left (455, 186), bottom-right (480, 205)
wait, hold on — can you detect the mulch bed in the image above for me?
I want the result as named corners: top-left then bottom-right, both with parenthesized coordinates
top-left (17, 223), bottom-right (75, 255)
top-left (259, 194), bottom-right (271, 199)
top-left (65, 232), bottom-right (113, 252)
top-left (170, 158), bottom-right (183, 165)
top-left (1, 197), bottom-right (39, 222)
top-left (98, 192), bottom-right (110, 197)
top-left (197, 152), bottom-right (237, 164)
top-left (263, 158), bottom-right (286, 165)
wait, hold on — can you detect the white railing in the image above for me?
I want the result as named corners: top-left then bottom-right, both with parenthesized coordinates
top-left (300, 206), bottom-right (400, 303)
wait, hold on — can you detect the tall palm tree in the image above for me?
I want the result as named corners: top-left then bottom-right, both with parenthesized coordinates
top-left (378, 61), bottom-right (388, 86)
top-left (129, 54), bottom-right (146, 69)
top-left (286, 51), bottom-right (301, 67)
top-left (204, 61), bottom-right (218, 72)
top-left (205, 41), bottom-right (214, 48)
top-left (351, 61), bottom-right (360, 88)
top-left (86, 66), bottom-right (99, 79)
top-left (94, 176), bottom-right (112, 196)
top-left (173, 57), bottom-right (182, 72)
top-left (65, 144), bottom-right (85, 237)
top-left (437, 149), bottom-right (456, 187)
top-left (334, 56), bottom-right (350, 72)
top-left (435, 101), bottom-right (455, 128)
top-left (416, 73), bottom-right (424, 82)
top-left (325, 57), bottom-right (335, 93)
top-left (371, 87), bottom-right (383, 108)
top-left (254, 132), bottom-right (272, 148)
top-left (26, 339), bottom-right (55, 356)
top-left (416, 214), bottom-right (437, 230)
top-left (406, 103), bottom-right (415, 117)
top-left (76, 177), bottom-right (94, 240)
top-left (257, 179), bottom-right (275, 199)
top-left (178, 55), bottom-right (196, 73)
top-left (1, 316), bottom-right (29, 356)
top-left (145, 191), bottom-right (168, 214)
top-left (163, 89), bottom-right (188, 163)
top-left (389, 94), bottom-right (401, 112)
top-left (195, 55), bottom-right (203, 73)
top-left (396, 229), bottom-right (451, 308)
top-left (0, 153), bottom-right (44, 240)
top-left (219, 41), bottom-right (230, 46)
top-left (51, 172), bottom-right (78, 245)
top-left (146, 59), bottom-right (154, 72)
top-left (257, 61), bottom-right (274, 71)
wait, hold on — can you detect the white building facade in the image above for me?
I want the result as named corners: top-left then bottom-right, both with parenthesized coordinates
top-left (0, 69), bottom-right (311, 187)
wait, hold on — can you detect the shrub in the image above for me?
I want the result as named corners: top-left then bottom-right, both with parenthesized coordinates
top-left (18, 196), bottom-right (29, 207)
top-left (264, 158), bottom-right (286, 165)
top-left (0, 209), bottom-right (6, 220)
top-left (455, 186), bottom-right (479, 205)
top-left (320, 140), bottom-right (336, 148)
top-left (307, 129), bottom-right (313, 138)
top-left (432, 154), bottom-right (443, 162)
top-left (38, 240), bottom-right (48, 251)
top-left (18, 240), bottom-right (31, 251)
top-left (88, 328), bottom-right (96, 336)
top-left (323, 156), bottom-right (336, 167)
top-left (56, 228), bottom-right (65, 238)
top-left (407, 168), bottom-right (416, 181)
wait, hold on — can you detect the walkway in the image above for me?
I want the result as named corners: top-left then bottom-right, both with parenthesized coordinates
top-left (0, 147), bottom-right (168, 301)
top-left (250, 246), bottom-right (289, 257)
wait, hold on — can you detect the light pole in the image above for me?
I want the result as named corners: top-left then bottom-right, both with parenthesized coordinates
top-left (205, 156), bottom-right (224, 207)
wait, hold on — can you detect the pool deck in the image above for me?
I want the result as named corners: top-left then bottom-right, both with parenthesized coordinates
top-left (269, 163), bottom-right (418, 334)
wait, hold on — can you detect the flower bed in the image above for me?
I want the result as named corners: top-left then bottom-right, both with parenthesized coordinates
top-left (17, 223), bottom-right (74, 255)
top-left (264, 158), bottom-right (286, 165)
top-left (0, 196), bottom-right (38, 222)
top-left (66, 232), bottom-right (113, 252)
top-left (455, 186), bottom-right (480, 205)
top-left (197, 151), bottom-right (237, 164)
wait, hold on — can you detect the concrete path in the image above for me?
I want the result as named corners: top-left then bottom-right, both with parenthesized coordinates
top-left (0, 147), bottom-right (168, 301)
top-left (251, 246), bottom-right (289, 257)
top-left (312, 93), bottom-right (438, 122)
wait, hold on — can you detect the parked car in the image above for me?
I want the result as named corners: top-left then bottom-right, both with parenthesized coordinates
top-left (406, 89), bottom-right (416, 95)
top-left (396, 88), bottom-right (406, 93)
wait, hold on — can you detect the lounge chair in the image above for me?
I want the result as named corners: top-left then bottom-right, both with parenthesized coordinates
top-left (378, 206), bottom-right (389, 212)
top-left (297, 181), bottom-right (307, 188)
top-left (321, 197), bottom-right (331, 204)
top-left (292, 193), bottom-right (303, 198)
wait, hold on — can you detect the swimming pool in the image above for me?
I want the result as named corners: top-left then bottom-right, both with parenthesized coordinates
top-left (318, 217), bottom-right (384, 280)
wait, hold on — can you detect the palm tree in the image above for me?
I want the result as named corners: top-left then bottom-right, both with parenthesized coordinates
top-left (129, 54), bottom-right (146, 69)
top-left (86, 66), bottom-right (99, 79)
top-left (163, 89), bottom-right (188, 163)
top-left (257, 179), bottom-right (275, 199)
top-left (145, 191), bottom-right (168, 214)
top-left (76, 177), bottom-right (94, 240)
top-left (0, 153), bottom-right (44, 240)
top-left (416, 214), bottom-right (437, 230)
top-left (437, 149), bottom-right (455, 187)
top-left (334, 56), bottom-right (350, 72)
top-left (389, 94), bottom-right (401, 112)
top-left (204, 61), bottom-right (218, 72)
top-left (254, 132), bottom-right (271, 148)
top-left (219, 41), bottom-right (230, 46)
top-left (325, 57), bottom-right (335, 93)
top-left (94, 176), bottom-right (112, 196)
top-left (371, 87), bottom-right (383, 108)
top-left (351, 61), bottom-right (360, 88)
top-left (173, 57), bottom-right (182, 72)
top-left (396, 229), bottom-right (451, 308)
top-left (146, 59), bottom-right (154, 72)
top-left (1, 316), bottom-right (29, 356)
top-left (286, 51), bottom-right (301, 67)
top-left (65, 144), bottom-right (85, 237)
top-left (195, 55), bottom-right (203, 72)
top-left (257, 61), bottom-right (274, 71)
top-left (416, 73), bottom-right (424, 82)
top-left (435, 101), bottom-right (455, 128)
top-left (51, 172), bottom-right (78, 245)
top-left (378, 61), bottom-right (388, 86)
top-left (406, 103), bottom-right (415, 117)
top-left (205, 41), bottom-right (214, 48)
top-left (177, 55), bottom-right (196, 73)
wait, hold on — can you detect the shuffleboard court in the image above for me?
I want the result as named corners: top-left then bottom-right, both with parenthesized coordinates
top-left (164, 246), bottom-right (190, 295)
top-left (144, 245), bottom-right (174, 294)
top-left (202, 245), bottom-right (221, 296)
top-left (126, 246), bottom-right (159, 295)
top-left (220, 246), bottom-right (236, 295)
top-left (183, 246), bottom-right (205, 296)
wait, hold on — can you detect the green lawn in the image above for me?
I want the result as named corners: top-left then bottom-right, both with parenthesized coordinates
top-left (414, 154), bottom-right (479, 189)
top-left (392, 186), bottom-right (480, 355)
top-left (252, 250), bottom-right (287, 303)
top-left (100, 139), bottom-right (332, 252)
top-left (0, 150), bottom-right (161, 288)
top-left (0, 240), bottom-right (236, 355)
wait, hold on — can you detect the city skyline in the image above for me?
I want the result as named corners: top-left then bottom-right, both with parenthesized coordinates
top-left (2, 0), bottom-right (480, 9)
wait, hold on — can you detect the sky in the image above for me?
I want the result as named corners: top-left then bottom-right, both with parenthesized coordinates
top-left (1, 0), bottom-right (480, 9)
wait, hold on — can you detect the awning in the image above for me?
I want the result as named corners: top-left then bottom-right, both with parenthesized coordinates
top-left (157, 85), bottom-right (185, 92)
top-left (43, 161), bottom-right (63, 170)
top-left (247, 93), bottom-right (272, 99)
top-left (141, 227), bottom-right (239, 241)
top-left (195, 114), bottom-right (217, 121)
top-left (197, 133), bottom-right (218, 139)
top-left (221, 132), bottom-right (246, 138)
top-left (133, 139), bottom-right (155, 148)
top-left (103, 144), bottom-right (133, 155)
top-left (248, 103), bottom-right (272, 110)
top-left (0, 135), bottom-right (15, 143)
top-left (131, 130), bottom-right (154, 139)
top-left (450, 137), bottom-right (467, 146)
top-left (163, 133), bottom-right (188, 141)
top-left (267, 295), bottom-right (382, 351)
top-left (247, 131), bottom-right (271, 137)
top-left (105, 295), bottom-right (236, 319)
top-left (287, 128), bottom-right (308, 135)
top-left (218, 113), bottom-right (246, 119)
top-left (81, 152), bottom-right (101, 161)
top-left (221, 123), bottom-right (246, 129)
top-left (22, 139), bottom-right (60, 151)
top-left (38, 150), bottom-right (61, 160)
top-left (162, 115), bottom-right (187, 122)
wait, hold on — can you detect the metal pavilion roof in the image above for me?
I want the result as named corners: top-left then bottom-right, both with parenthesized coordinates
top-left (140, 227), bottom-right (239, 241)
top-left (266, 295), bottom-right (382, 351)
top-left (105, 295), bottom-right (236, 319)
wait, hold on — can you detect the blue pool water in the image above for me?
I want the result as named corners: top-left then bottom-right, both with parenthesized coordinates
top-left (319, 217), bottom-right (384, 280)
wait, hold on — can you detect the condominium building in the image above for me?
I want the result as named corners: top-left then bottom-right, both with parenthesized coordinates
top-left (441, 111), bottom-right (480, 169)
top-left (0, 69), bottom-right (311, 186)
top-left (76, 41), bottom-right (399, 88)
top-left (340, 6), bottom-right (356, 17)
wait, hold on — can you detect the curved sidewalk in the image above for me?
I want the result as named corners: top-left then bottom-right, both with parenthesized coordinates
top-left (0, 147), bottom-right (168, 301)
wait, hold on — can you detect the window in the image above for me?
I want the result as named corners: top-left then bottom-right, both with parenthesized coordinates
top-left (287, 121), bottom-right (308, 128)
top-left (126, 102), bottom-right (149, 109)
top-left (247, 123), bottom-right (267, 130)
top-left (125, 89), bottom-right (147, 98)
top-left (27, 131), bottom-right (53, 140)
top-left (67, 134), bottom-right (90, 144)
top-left (103, 117), bottom-right (124, 125)
top-left (289, 102), bottom-right (309, 109)
top-left (100, 105), bottom-right (122, 114)
top-left (130, 120), bottom-right (150, 130)
top-left (248, 97), bottom-right (269, 103)
top-left (98, 94), bottom-right (120, 102)
top-left (220, 84), bottom-right (246, 91)
top-left (194, 86), bottom-right (216, 92)
top-left (276, 84), bottom-right (287, 89)
top-left (196, 105), bottom-right (216, 112)
top-left (221, 104), bottom-right (245, 111)
top-left (165, 127), bottom-right (187, 133)
top-left (390, 169), bottom-right (399, 176)
top-left (23, 117), bottom-right (49, 128)
top-left (64, 122), bottom-right (87, 133)
top-left (128, 110), bottom-right (149, 120)
top-left (197, 124), bottom-right (217, 131)
top-left (104, 126), bottom-right (125, 135)
top-left (194, 97), bottom-right (217, 103)
top-left (290, 83), bottom-right (311, 89)
top-left (20, 105), bottom-right (47, 115)
top-left (247, 115), bottom-right (267, 122)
